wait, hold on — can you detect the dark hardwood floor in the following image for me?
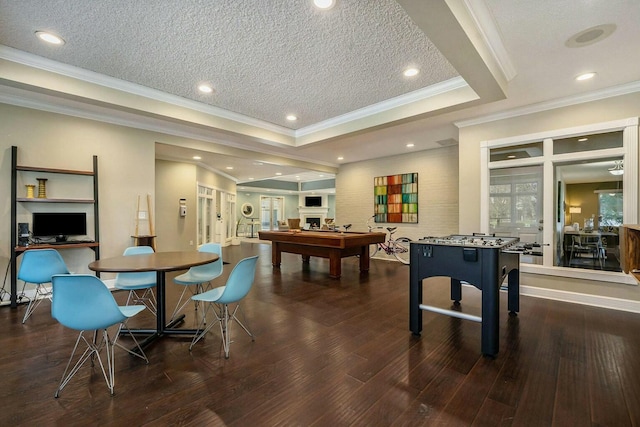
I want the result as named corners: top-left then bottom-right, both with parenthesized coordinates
top-left (2, 241), bottom-right (640, 426)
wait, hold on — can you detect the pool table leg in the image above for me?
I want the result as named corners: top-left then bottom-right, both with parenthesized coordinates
top-left (329, 248), bottom-right (342, 279)
top-left (272, 242), bottom-right (281, 268)
top-left (359, 245), bottom-right (370, 272)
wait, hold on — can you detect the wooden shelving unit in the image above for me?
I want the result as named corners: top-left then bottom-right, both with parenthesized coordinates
top-left (619, 224), bottom-right (640, 283)
top-left (9, 146), bottom-right (101, 308)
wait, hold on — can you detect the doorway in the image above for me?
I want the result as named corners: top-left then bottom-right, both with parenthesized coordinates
top-left (259, 196), bottom-right (284, 231)
top-left (556, 159), bottom-right (623, 272)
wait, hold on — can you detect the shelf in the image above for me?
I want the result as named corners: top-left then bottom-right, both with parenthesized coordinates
top-left (16, 165), bottom-right (94, 176)
top-left (10, 146), bottom-right (101, 309)
top-left (15, 242), bottom-right (100, 253)
top-left (16, 198), bottom-right (95, 203)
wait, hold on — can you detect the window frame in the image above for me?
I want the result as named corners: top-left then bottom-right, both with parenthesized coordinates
top-left (480, 117), bottom-right (638, 284)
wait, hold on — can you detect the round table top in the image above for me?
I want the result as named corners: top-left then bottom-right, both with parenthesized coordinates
top-left (88, 251), bottom-right (219, 273)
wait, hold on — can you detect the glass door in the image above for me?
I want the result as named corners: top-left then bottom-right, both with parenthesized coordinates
top-left (197, 185), bottom-right (215, 246)
top-left (260, 196), bottom-right (284, 231)
top-left (489, 165), bottom-right (543, 264)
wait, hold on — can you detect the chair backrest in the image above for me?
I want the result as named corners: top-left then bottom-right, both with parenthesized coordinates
top-left (17, 249), bottom-right (70, 284)
top-left (217, 256), bottom-right (259, 304)
top-left (188, 243), bottom-right (223, 278)
top-left (287, 218), bottom-right (300, 230)
top-left (52, 274), bottom-right (126, 331)
top-left (123, 246), bottom-right (154, 256)
top-left (115, 246), bottom-right (156, 286)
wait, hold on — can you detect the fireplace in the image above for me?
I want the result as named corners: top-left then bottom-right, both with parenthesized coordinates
top-left (306, 217), bottom-right (321, 229)
top-left (299, 206), bottom-right (329, 228)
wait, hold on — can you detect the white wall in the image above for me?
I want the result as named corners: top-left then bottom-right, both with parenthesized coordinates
top-left (1, 104), bottom-right (156, 279)
top-left (336, 145), bottom-right (459, 239)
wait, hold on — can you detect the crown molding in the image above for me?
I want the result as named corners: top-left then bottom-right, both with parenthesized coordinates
top-left (295, 77), bottom-right (469, 137)
top-left (455, 80), bottom-right (640, 128)
top-left (1, 45), bottom-right (474, 145)
top-left (461, 0), bottom-right (516, 81)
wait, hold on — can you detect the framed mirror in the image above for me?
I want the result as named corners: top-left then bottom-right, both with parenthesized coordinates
top-left (241, 203), bottom-right (254, 218)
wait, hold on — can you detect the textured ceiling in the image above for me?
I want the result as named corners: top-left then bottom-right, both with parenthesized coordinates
top-left (0, 0), bottom-right (457, 129)
top-left (1, 0), bottom-right (640, 185)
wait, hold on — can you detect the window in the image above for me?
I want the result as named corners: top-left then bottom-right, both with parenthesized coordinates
top-left (481, 118), bottom-right (638, 283)
top-left (599, 191), bottom-right (623, 226)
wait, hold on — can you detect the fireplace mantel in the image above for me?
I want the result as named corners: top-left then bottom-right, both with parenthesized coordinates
top-left (298, 206), bottom-right (329, 226)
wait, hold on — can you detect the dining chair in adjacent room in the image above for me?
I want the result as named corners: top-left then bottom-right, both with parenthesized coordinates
top-left (51, 274), bottom-right (148, 397)
top-left (170, 243), bottom-right (223, 323)
top-left (189, 255), bottom-right (259, 358)
top-left (17, 248), bottom-right (70, 323)
top-left (114, 246), bottom-right (157, 314)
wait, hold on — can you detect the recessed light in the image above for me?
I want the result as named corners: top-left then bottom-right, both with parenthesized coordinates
top-left (403, 68), bottom-right (419, 77)
top-left (576, 72), bottom-right (596, 81)
top-left (275, 172), bottom-right (282, 176)
top-left (286, 115), bottom-right (297, 121)
top-left (35, 31), bottom-right (65, 45)
top-left (248, 177), bottom-right (254, 180)
top-left (313, 0), bottom-right (335, 9)
top-left (406, 143), bottom-right (414, 148)
top-left (192, 156), bottom-right (201, 160)
top-left (226, 166), bottom-right (233, 170)
top-left (198, 83), bottom-right (214, 93)
top-left (507, 155), bottom-right (516, 159)
top-left (578, 137), bottom-right (588, 142)
top-left (337, 156), bottom-right (344, 160)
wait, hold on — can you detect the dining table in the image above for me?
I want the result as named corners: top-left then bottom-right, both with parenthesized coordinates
top-left (88, 251), bottom-right (219, 350)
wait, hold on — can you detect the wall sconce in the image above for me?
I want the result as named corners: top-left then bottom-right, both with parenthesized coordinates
top-left (179, 198), bottom-right (187, 217)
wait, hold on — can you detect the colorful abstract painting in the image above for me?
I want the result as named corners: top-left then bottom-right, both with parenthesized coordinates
top-left (374, 173), bottom-right (418, 223)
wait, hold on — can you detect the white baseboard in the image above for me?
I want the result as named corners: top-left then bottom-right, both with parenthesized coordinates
top-left (519, 285), bottom-right (640, 314)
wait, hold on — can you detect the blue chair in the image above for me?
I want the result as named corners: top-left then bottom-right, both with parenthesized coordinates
top-left (189, 256), bottom-right (259, 358)
top-left (17, 249), bottom-right (70, 323)
top-left (114, 246), bottom-right (157, 314)
top-left (51, 274), bottom-right (148, 397)
top-left (170, 243), bottom-right (223, 323)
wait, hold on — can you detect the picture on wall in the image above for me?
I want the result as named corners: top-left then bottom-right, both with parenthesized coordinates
top-left (374, 173), bottom-right (418, 223)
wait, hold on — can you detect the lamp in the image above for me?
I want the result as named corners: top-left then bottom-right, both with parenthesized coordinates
top-left (569, 206), bottom-right (581, 224)
top-left (609, 160), bottom-right (624, 176)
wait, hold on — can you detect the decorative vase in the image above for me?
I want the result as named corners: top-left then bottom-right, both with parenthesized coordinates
top-left (36, 178), bottom-right (48, 198)
top-left (25, 184), bottom-right (36, 198)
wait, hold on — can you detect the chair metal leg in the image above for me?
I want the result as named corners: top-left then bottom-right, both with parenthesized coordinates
top-left (189, 302), bottom-right (254, 359)
top-left (170, 282), bottom-right (210, 324)
top-left (189, 302), bottom-right (220, 350)
top-left (54, 323), bottom-right (148, 398)
top-left (55, 330), bottom-right (110, 398)
top-left (125, 289), bottom-right (157, 315)
top-left (22, 283), bottom-right (51, 323)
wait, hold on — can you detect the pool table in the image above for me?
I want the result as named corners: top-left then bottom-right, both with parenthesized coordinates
top-left (258, 230), bottom-right (386, 278)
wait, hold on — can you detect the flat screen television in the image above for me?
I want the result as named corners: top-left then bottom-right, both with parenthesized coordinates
top-left (304, 196), bottom-right (322, 207)
top-left (32, 212), bottom-right (87, 241)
